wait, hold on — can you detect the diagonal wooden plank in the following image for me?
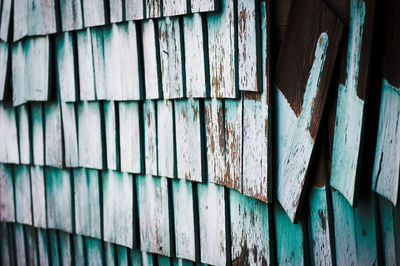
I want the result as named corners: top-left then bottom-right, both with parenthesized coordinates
top-left (230, 189), bottom-right (271, 265)
top-left (59, 0), bottom-right (83, 31)
top-left (175, 98), bottom-right (204, 182)
top-left (30, 166), bottom-right (46, 228)
top-left (330, 0), bottom-right (376, 206)
top-left (0, 164), bottom-right (15, 222)
top-left (14, 165), bottom-right (33, 225)
top-left (275, 0), bottom-right (343, 222)
top-left (157, 100), bottom-right (175, 178)
top-left (158, 17), bottom-right (185, 99)
top-left (0, 103), bottom-right (19, 164)
top-left (31, 103), bottom-right (45, 166)
top-left (73, 168), bottom-right (101, 239)
top-left (207, 0), bottom-right (237, 98)
top-left (119, 101), bottom-right (142, 173)
top-left (143, 100), bottom-right (158, 175)
top-left (102, 170), bottom-right (135, 248)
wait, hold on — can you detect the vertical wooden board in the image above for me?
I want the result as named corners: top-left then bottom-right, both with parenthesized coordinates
top-left (13, 0), bottom-right (28, 41)
top-left (274, 203), bottom-right (304, 265)
top-left (163, 0), bottom-right (187, 17)
top-left (30, 166), bottom-right (47, 228)
top-left (354, 194), bottom-right (378, 265)
top-left (104, 101), bottom-right (118, 170)
top-left (86, 237), bottom-right (104, 266)
top-left (0, 41), bottom-right (8, 100)
top-left (157, 100), bottom-right (175, 178)
top-left (205, 98), bottom-right (225, 184)
top-left (28, 0), bottom-right (57, 36)
top-left (158, 17), bottom-right (184, 99)
top-left (191, 0), bottom-right (218, 13)
top-left (183, 14), bottom-right (207, 98)
top-left (308, 187), bottom-right (333, 266)
top-left (142, 251), bottom-right (155, 266)
top-left (44, 98), bottom-right (63, 168)
top-left (81, 0), bottom-right (106, 27)
top-left (60, 101), bottom-right (79, 167)
top-left (37, 229), bottom-right (50, 266)
top-left (331, 190), bottom-right (357, 265)
top-left (91, 27), bottom-right (107, 100)
top-left (56, 32), bottom-right (77, 102)
top-left (0, 104), bottom-right (19, 164)
top-left (331, 0), bottom-right (375, 206)
top-left (73, 235), bottom-right (85, 266)
top-left (224, 99), bottom-right (242, 191)
top-left (0, 223), bottom-right (12, 266)
top-left (102, 170), bottom-right (134, 248)
top-left (172, 179), bottom-right (196, 261)
top-left (17, 104), bottom-right (31, 164)
top-left (144, 100), bottom-right (158, 175)
top-left (59, 0), bottom-right (83, 31)
top-left (25, 36), bottom-right (50, 102)
top-left (142, 20), bottom-right (162, 99)
top-left (119, 101), bottom-right (142, 173)
top-left (157, 255), bottom-right (172, 266)
top-left (175, 99), bottom-right (203, 182)
top-left (31, 103), bottom-right (44, 165)
top-left (0, 0), bottom-right (12, 41)
top-left (230, 189), bottom-right (271, 265)
top-left (77, 101), bottom-right (104, 169)
top-left (207, 0), bottom-right (237, 98)
top-left (197, 183), bottom-right (226, 265)
top-left (103, 242), bottom-right (116, 266)
top-left (48, 230), bottom-right (61, 266)
top-left (378, 196), bottom-right (400, 265)
top-left (110, 0), bottom-right (123, 23)
top-left (73, 168), bottom-right (101, 239)
top-left (12, 42), bottom-right (27, 106)
top-left (125, 0), bottom-right (144, 20)
top-left (25, 226), bottom-right (39, 266)
top-left (14, 165), bottom-right (32, 225)
top-left (238, 0), bottom-right (261, 92)
top-left (46, 167), bottom-right (73, 233)
top-left (117, 246), bottom-right (129, 266)
top-left (59, 231), bottom-right (73, 266)
top-left (137, 175), bottom-right (171, 256)
top-left (0, 164), bottom-right (15, 222)
top-left (130, 249), bottom-right (143, 265)
top-left (146, 0), bottom-right (162, 18)
top-left (14, 224), bottom-right (27, 266)
top-left (372, 79), bottom-right (400, 205)
top-left (77, 29), bottom-right (96, 101)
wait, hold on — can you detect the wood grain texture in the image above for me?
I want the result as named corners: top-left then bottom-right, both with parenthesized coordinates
top-left (14, 165), bottom-right (32, 225)
top-left (0, 0), bottom-right (12, 41)
top-left (30, 166), bottom-right (46, 228)
top-left (0, 224), bottom-right (12, 265)
top-left (59, 231), bottom-right (73, 266)
top-left (157, 100), bottom-right (175, 178)
top-left (76, 29), bottom-right (96, 101)
top-left (44, 97), bottom-right (63, 168)
top-left (159, 17), bottom-right (184, 99)
top-left (144, 100), bottom-right (158, 175)
top-left (13, 0), bottom-right (28, 41)
top-left (104, 242), bottom-right (116, 266)
top-left (146, 0), bottom-right (162, 18)
top-left (73, 168), bottom-right (101, 239)
top-left (109, 0), bottom-right (123, 23)
top-left (372, 79), bottom-right (400, 205)
top-left (28, 0), bottom-right (57, 36)
top-left (175, 99), bottom-right (203, 182)
top-left (183, 14), bottom-right (208, 98)
top-left (308, 187), bottom-right (334, 266)
top-left (163, 0), bottom-right (187, 16)
top-left (0, 41), bottom-right (9, 100)
top-left (25, 226), bottom-right (39, 265)
top-left (37, 229), bottom-right (50, 266)
top-left (77, 101), bottom-right (104, 169)
top-left (331, 190), bottom-right (357, 265)
top-left (191, 0), bottom-right (219, 13)
top-left (242, 0), bottom-right (270, 202)
top-left (81, 0), bottom-right (106, 27)
top-left (125, 0), bottom-right (145, 20)
top-left (73, 235), bottom-right (85, 265)
top-left (56, 32), bottom-right (77, 102)
top-left (172, 179), bottom-right (196, 261)
top-left (0, 164), bottom-right (15, 222)
top-left (59, 0), bottom-right (83, 31)
top-left (86, 237), bottom-right (104, 266)
top-left (119, 101), bottom-right (142, 173)
top-left (31, 103), bottom-right (45, 165)
top-left (90, 28), bottom-right (107, 100)
top-left (275, 0), bottom-right (343, 221)
top-left (230, 189), bottom-right (271, 265)
top-left (48, 230), bottom-right (61, 266)
top-left (0, 103), bottom-right (19, 164)
top-left (17, 104), bottom-right (31, 164)
top-left (46, 167), bottom-right (73, 233)
top-left (142, 20), bottom-right (162, 99)
top-left (14, 224), bottom-right (27, 266)
top-left (198, 183), bottom-right (226, 265)
top-left (137, 175), bottom-right (171, 256)
top-left (102, 170), bottom-right (135, 248)
top-left (238, 0), bottom-right (261, 92)
top-left (60, 101), bottom-right (79, 167)
top-left (330, 0), bottom-right (375, 206)
top-left (207, 0), bottom-right (238, 98)
top-left (104, 101), bottom-right (118, 170)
